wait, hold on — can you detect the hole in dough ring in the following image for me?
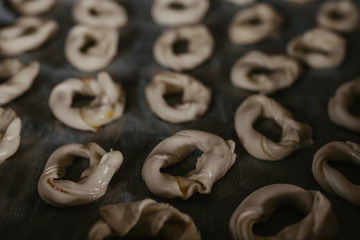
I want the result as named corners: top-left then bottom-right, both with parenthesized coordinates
top-left (153, 24), bottom-right (214, 71)
top-left (229, 184), bottom-right (339, 240)
top-left (37, 142), bottom-right (123, 207)
top-left (287, 28), bottom-right (346, 69)
top-left (87, 199), bottom-right (201, 240)
top-left (230, 51), bottom-right (301, 94)
top-left (328, 78), bottom-right (360, 132)
top-left (312, 141), bottom-right (360, 206)
top-left (0, 16), bottom-right (58, 56)
top-left (9, 0), bottom-right (57, 15)
top-left (228, 3), bottom-right (282, 45)
top-left (49, 72), bottom-right (126, 132)
top-left (0, 59), bottom-right (40, 105)
top-left (0, 107), bottom-right (21, 165)
top-left (73, 0), bottom-right (128, 29)
top-left (151, 0), bottom-right (209, 26)
top-left (65, 24), bottom-right (119, 72)
top-left (142, 130), bottom-right (236, 200)
top-left (145, 71), bottom-right (211, 123)
top-left (234, 94), bottom-right (313, 161)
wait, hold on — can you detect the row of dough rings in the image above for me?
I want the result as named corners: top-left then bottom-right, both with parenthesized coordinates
top-left (317, 0), bottom-right (359, 33)
top-left (49, 72), bottom-right (125, 132)
top-left (73, 0), bottom-right (128, 29)
top-left (0, 107), bottom-right (21, 165)
top-left (224, 0), bottom-right (257, 6)
top-left (287, 28), bottom-right (346, 69)
top-left (88, 199), bottom-right (201, 240)
top-left (152, 0), bottom-right (209, 26)
top-left (142, 130), bottom-right (236, 200)
top-left (9, 0), bottom-right (57, 15)
top-left (228, 3), bottom-right (283, 45)
top-left (328, 77), bottom-right (360, 132)
top-left (37, 142), bottom-right (123, 207)
top-left (145, 71), bottom-right (211, 123)
top-left (0, 16), bottom-right (58, 56)
top-left (235, 94), bottom-right (313, 161)
top-left (0, 59), bottom-right (40, 105)
top-left (229, 184), bottom-right (339, 240)
top-left (153, 24), bottom-right (214, 71)
top-left (230, 51), bottom-right (302, 95)
top-left (312, 141), bottom-right (360, 207)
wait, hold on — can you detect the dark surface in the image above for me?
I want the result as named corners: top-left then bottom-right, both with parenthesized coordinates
top-left (0, 0), bottom-right (360, 239)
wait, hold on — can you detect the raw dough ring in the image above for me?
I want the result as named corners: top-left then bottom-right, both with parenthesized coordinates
top-left (37, 142), bottom-right (123, 207)
top-left (145, 71), bottom-right (211, 123)
top-left (287, 28), bottom-right (346, 69)
top-left (73, 0), bottom-right (128, 29)
top-left (142, 130), bottom-right (236, 200)
top-left (0, 16), bottom-right (58, 56)
top-left (153, 24), bottom-right (214, 71)
top-left (312, 141), bottom-right (360, 206)
top-left (228, 3), bottom-right (282, 45)
top-left (229, 184), bottom-right (339, 240)
top-left (317, 0), bottom-right (359, 33)
top-left (224, 0), bottom-right (257, 6)
top-left (0, 59), bottom-right (40, 105)
top-left (9, 0), bottom-right (57, 15)
top-left (151, 0), bottom-right (209, 26)
top-left (230, 51), bottom-right (301, 94)
top-left (0, 107), bottom-right (21, 165)
top-left (328, 78), bottom-right (360, 132)
top-left (88, 199), bottom-right (201, 240)
top-left (65, 24), bottom-right (119, 72)
top-left (234, 94), bottom-right (313, 161)
top-left (49, 72), bottom-right (125, 132)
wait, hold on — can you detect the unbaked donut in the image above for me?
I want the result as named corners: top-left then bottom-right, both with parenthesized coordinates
top-left (317, 0), bottom-right (359, 33)
top-left (152, 0), bottom-right (209, 26)
top-left (0, 107), bottom-right (21, 165)
top-left (142, 130), bottom-right (236, 200)
top-left (153, 24), bottom-right (214, 71)
top-left (287, 28), bottom-right (346, 69)
top-left (88, 199), bottom-right (201, 240)
top-left (65, 24), bottom-right (119, 72)
top-left (229, 184), bottom-right (339, 240)
top-left (328, 78), bottom-right (360, 132)
top-left (9, 0), bottom-right (57, 15)
top-left (145, 71), bottom-right (211, 123)
top-left (224, 0), bottom-right (257, 6)
top-left (49, 72), bottom-right (125, 132)
top-left (234, 94), bottom-right (313, 161)
top-left (230, 51), bottom-right (301, 94)
top-left (228, 3), bottom-right (282, 45)
top-left (0, 59), bottom-right (40, 105)
top-left (0, 16), bottom-right (58, 56)
top-left (37, 142), bottom-right (123, 207)
top-left (73, 0), bottom-right (128, 29)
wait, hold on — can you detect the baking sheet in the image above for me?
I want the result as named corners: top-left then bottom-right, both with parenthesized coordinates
top-left (1, 0), bottom-right (360, 239)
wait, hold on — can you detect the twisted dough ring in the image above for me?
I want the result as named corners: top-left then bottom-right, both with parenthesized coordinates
top-left (37, 142), bottom-right (123, 207)
top-left (49, 72), bottom-right (125, 132)
top-left (228, 3), bottom-right (282, 45)
top-left (9, 0), bottom-right (57, 15)
top-left (328, 78), bottom-right (360, 132)
top-left (317, 0), bottom-right (359, 33)
top-left (152, 0), bottom-right (209, 26)
top-left (0, 107), bottom-right (21, 165)
top-left (287, 28), bottom-right (346, 69)
top-left (88, 199), bottom-right (201, 240)
top-left (153, 24), bottom-right (214, 71)
top-left (229, 184), bottom-right (339, 240)
top-left (145, 71), bottom-right (211, 123)
top-left (224, 0), bottom-right (257, 6)
top-left (142, 130), bottom-right (236, 200)
top-left (65, 24), bottom-right (119, 72)
top-left (0, 59), bottom-right (40, 105)
top-left (312, 141), bottom-right (360, 206)
top-left (230, 51), bottom-right (301, 95)
top-left (234, 94), bottom-right (313, 161)
top-left (0, 16), bottom-right (58, 56)
top-left (73, 0), bottom-right (128, 29)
